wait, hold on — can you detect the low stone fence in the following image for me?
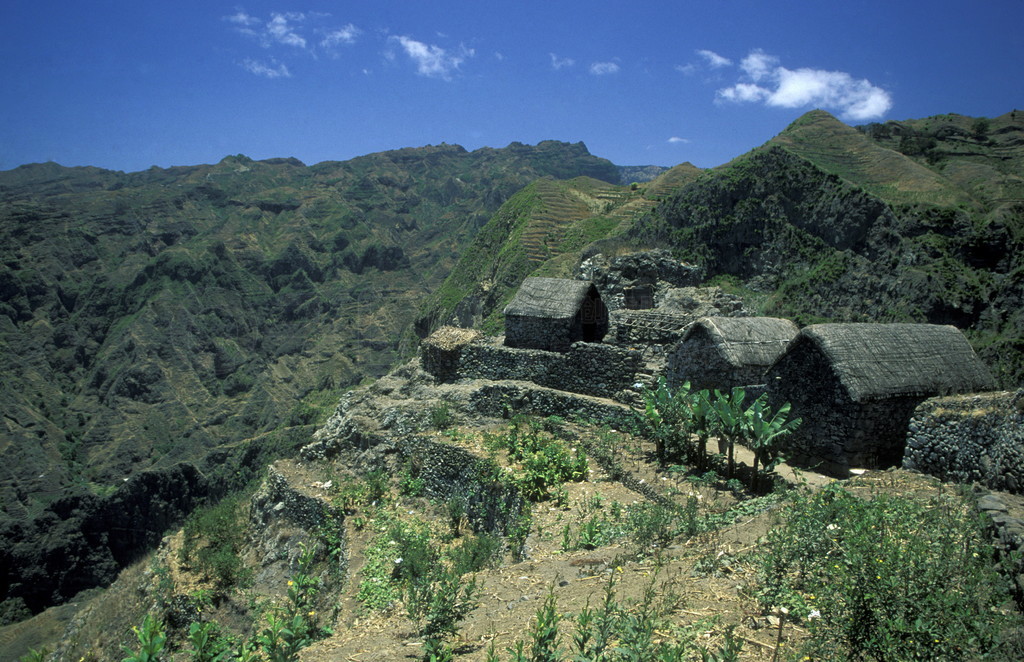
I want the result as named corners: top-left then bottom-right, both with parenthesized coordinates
top-left (398, 436), bottom-right (527, 538)
top-left (903, 390), bottom-right (1024, 494)
top-left (469, 382), bottom-right (634, 424)
top-left (422, 328), bottom-right (642, 400)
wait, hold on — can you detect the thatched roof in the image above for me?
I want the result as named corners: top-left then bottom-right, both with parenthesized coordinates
top-left (794, 323), bottom-right (996, 402)
top-left (504, 278), bottom-right (597, 319)
top-left (684, 316), bottom-right (799, 367)
top-left (422, 326), bottom-right (481, 351)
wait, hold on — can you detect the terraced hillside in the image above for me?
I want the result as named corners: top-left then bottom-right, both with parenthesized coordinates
top-left (416, 165), bottom-right (702, 336)
top-left (631, 110), bottom-right (1024, 385)
top-left (0, 140), bottom-right (621, 620)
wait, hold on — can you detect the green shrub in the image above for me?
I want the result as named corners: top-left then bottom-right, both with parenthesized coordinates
top-left (428, 402), bottom-right (455, 430)
top-left (754, 484), bottom-right (1023, 660)
top-left (180, 493), bottom-right (250, 589)
top-left (495, 417), bottom-right (588, 502)
top-left (448, 532), bottom-right (502, 575)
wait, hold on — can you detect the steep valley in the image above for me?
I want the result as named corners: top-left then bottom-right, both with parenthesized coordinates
top-left (2, 110), bottom-right (1024, 660)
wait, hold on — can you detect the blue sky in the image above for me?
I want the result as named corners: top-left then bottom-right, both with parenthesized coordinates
top-left (2, 1), bottom-right (1021, 173)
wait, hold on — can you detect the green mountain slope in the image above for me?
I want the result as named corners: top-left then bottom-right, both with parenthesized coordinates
top-left (414, 165), bottom-right (695, 335)
top-left (630, 110), bottom-right (1024, 385)
top-left (0, 141), bottom-right (618, 618)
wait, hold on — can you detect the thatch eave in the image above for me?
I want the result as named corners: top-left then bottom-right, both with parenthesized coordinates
top-left (503, 277), bottom-right (595, 320)
top-left (799, 323), bottom-right (996, 402)
top-left (684, 316), bottom-right (799, 368)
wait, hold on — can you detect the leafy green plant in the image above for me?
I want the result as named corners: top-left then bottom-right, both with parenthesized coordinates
top-left (625, 502), bottom-right (680, 552)
top-left (405, 564), bottom-right (480, 642)
top-left (685, 388), bottom-right (715, 472)
top-left (255, 545), bottom-right (326, 662)
top-left (428, 402), bottom-right (455, 430)
top-left (497, 417), bottom-right (588, 502)
top-left (186, 621), bottom-right (233, 662)
top-left (399, 464), bottom-right (427, 498)
top-left (636, 377), bottom-right (694, 465)
top-left (180, 493), bottom-right (251, 589)
top-left (743, 395), bottom-right (800, 491)
top-left (710, 388), bottom-right (747, 478)
top-left (18, 648), bottom-right (49, 662)
top-left (448, 532), bottom-right (503, 575)
top-left (525, 588), bottom-right (562, 662)
top-left (121, 614), bottom-right (166, 662)
top-left (754, 484), bottom-right (1023, 660)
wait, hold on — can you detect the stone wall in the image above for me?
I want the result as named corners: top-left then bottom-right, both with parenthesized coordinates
top-left (398, 436), bottom-right (527, 537)
top-left (469, 382), bottom-right (634, 424)
top-left (420, 326), bottom-right (483, 381)
top-left (666, 333), bottom-right (765, 391)
top-left (505, 315), bottom-right (579, 352)
top-left (767, 342), bottom-right (922, 476)
top-left (445, 338), bottom-right (642, 400)
top-left (903, 390), bottom-right (1024, 494)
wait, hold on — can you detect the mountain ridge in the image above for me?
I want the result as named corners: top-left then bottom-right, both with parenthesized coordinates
top-left (2, 111), bottom-right (1022, 631)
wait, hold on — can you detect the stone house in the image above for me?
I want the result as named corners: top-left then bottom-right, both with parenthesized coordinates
top-left (503, 278), bottom-right (608, 351)
top-left (766, 323), bottom-right (996, 476)
top-left (666, 316), bottom-right (799, 391)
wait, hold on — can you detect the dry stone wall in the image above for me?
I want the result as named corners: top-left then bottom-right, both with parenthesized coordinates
top-left (398, 436), bottom-right (527, 536)
top-left (903, 390), bottom-right (1024, 494)
top-left (469, 382), bottom-right (633, 423)
top-left (430, 337), bottom-right (642, 400)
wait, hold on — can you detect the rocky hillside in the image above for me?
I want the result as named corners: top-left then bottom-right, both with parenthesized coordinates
top-left (628, 110), bottom-right (1024, 385)
top-left (0, 141), bottom-right (619, 620)
top-left (415, 163), bottom-right (703, 336)
top-left (3, 109), bottom-right (1023, 640)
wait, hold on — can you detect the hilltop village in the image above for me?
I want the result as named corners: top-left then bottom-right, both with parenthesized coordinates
top-left (422, 249), bottom-right (1021, 488)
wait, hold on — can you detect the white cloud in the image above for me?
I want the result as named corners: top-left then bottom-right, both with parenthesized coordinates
top-left (321, 24), bottom-right (361, 48)
top-left (392, 35), bottom-right (473, 80)
top-left (668, 136), bottom-right (691, 144)
top-left (590, 61), bottom-right (620, 75)
top-left (226, 11), bottom-right (260, 28)
top-left (675, 63), bottom-right (697, 75)
top-left (718, 82), bottom-right (769, 103)
top-left (716, 50), bottom-right (892, 120)
top-left (739, 49), bottom-right (777, 81)
top-left (240, 58), bottom-right (291, 78)
top-left (550, 53), bottom-right (575, 70)
top-left (696, 49), bottom-right (731, 69)
top-left (266, 12), bottom-right (307, 49)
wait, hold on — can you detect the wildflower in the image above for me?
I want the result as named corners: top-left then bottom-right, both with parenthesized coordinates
top-left (288, 580), bottom-right (294, 586)
top-left (808, 609), bottom-right (821, 620)
top-left (308, 610), bottom-right (316, 617)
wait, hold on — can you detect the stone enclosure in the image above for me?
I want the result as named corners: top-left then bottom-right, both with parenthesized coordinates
top-left (422, 254), bottom-right (1021, 492)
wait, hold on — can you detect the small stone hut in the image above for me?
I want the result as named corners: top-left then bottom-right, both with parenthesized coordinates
top-left (666, 317), bottom-right (799, 391)
top-left (766, 323), bottom-right (996, 476)
top-left (420, 326), bottom-right (482, 382)
top-left (504, 277), bottom-right (608, 351)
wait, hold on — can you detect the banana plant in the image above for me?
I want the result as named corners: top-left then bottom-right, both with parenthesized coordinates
top-left (685, 388), bottom-right (715, 471)
top-left (637, 377), bottom-right (692, 465)
top-left (745, 395), bottom-right (801, 491)
top-left (711, 387), bottom-right (747, 479)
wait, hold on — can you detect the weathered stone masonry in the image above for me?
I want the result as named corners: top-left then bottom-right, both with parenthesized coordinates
top-left (423, 329), bottom-right (642, 401)
top-left (904, 390), bottom-right (1024, 494)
